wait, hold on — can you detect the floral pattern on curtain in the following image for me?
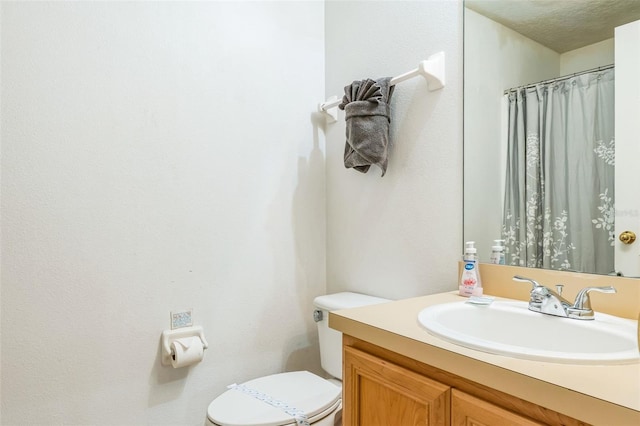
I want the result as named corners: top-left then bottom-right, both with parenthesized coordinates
top-left (502, 68), bottom-right (615, 274)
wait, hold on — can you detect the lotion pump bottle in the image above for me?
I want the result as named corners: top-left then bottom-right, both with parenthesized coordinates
top-left (459, 241), bottom-right (482, 297)
top-left (489, 239), bottom-right (505, 265)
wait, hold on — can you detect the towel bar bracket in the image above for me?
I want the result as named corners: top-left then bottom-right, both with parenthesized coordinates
top-left (420, 51), bottom-right (445, 91)
top-left (318, 95), bottom-right (338, 123)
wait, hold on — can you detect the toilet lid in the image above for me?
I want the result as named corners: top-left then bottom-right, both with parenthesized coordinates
top-left (207, 371), bottom-right (341, 426)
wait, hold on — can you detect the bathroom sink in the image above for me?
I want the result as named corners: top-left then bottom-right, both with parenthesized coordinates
top-left (417, 299), bottom-right (639, 364)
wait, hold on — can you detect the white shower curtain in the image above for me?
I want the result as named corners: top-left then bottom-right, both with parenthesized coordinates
top-left (502, 68), bottom-right (615, 274)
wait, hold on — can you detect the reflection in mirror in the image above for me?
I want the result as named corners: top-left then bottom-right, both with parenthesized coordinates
top-left (463, 0), bottom-right (640, 276)
top-left (501, 68), bottom-right (614, 274)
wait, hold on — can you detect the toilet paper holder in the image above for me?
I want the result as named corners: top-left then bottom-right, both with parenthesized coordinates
top-left (161, 325), bottom-right (209, 366)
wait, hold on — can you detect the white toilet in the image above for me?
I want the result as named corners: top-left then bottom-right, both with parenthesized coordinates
top-left (205, 292), bottom-right (389, 426)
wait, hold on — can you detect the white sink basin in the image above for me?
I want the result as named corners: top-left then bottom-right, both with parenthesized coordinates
top-left (418, 300), bottom-right (639, 364)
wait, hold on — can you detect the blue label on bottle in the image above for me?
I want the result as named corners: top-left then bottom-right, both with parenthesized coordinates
top-left (464, 262), bottom-right (475, 270)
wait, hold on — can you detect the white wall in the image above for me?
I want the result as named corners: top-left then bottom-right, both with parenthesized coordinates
top-left (463, 8), bottom-right (559, 261)
top-left (0, 2), bottom-right (325, 425)
top-left (324, 1), bottom-right (464, 300)
top-left (560, 38), bottom-right (614, 75)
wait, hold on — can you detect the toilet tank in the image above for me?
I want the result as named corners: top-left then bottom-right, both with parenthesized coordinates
top-left (313, 292), bottom-right (389, 379)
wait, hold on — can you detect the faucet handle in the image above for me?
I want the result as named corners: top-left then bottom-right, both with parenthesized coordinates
top-left (513, 276), bottom-right (548, 303)
top-left (572, 286), bottom-right (617, 310)
top-left (513, 275), bottom-right (543, 290)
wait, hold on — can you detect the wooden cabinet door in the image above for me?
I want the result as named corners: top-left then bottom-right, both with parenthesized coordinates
top-left (343, 346), bottom-right (450, 425)
top-left (451, 389), bottom-right (545, 426)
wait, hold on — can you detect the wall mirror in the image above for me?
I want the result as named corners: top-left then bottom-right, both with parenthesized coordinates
top-left (463, 0), bottom-right (640, 277)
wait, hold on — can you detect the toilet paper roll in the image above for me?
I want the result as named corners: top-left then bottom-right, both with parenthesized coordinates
top-left (170, 336), bottom-right (204, 368)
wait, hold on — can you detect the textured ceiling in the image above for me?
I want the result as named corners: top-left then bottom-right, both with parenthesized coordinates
top-left (466, 0), bottom-right (640, 53)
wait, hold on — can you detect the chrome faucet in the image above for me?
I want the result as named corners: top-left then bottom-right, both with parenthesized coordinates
top-left (513, 275), bottom-right (616, 320)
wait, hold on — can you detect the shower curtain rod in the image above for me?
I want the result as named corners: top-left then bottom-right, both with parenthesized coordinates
top-left (503, 63), bottom-right (614, 95)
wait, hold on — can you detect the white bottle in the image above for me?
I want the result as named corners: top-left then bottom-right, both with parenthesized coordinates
top-left (489, 239), bottom-right (505, 265)
top-left (459, 241), bottom-right (482, 297)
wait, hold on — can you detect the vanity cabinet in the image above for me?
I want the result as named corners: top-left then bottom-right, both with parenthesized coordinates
top-left (343, 346), bottom-right (450, 424)
top-left (343, 336), bottom-right (586, 426)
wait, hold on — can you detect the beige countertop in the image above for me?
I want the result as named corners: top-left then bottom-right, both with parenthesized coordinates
top-left (330, 291), bottom-right (640, 426)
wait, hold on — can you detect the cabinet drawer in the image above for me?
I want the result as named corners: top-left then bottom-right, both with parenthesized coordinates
top-left (451, 389), bottom-right (544, 426)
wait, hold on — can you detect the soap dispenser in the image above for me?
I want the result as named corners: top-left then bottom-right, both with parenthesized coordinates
top-left (459, 241), bottom-right (482, 297)
top-left (489, 239), bottom-right (505, 265)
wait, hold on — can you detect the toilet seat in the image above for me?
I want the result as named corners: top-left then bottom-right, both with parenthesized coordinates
top-left (207, 371), bottom-right (341, 426)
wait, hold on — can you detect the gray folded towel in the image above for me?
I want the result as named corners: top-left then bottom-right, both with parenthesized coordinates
top-left (338, 77), bottom-right (394, 176)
